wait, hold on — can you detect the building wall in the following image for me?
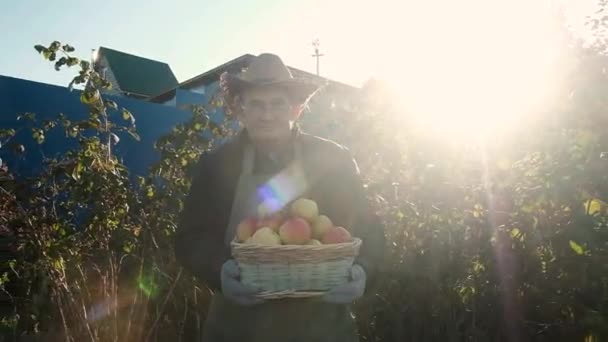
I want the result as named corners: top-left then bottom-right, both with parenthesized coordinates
top-left (0, 75), bottom-right (194, 179)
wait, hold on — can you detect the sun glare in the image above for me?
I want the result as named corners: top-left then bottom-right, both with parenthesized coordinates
top-left (285, 0), bottom-right (597, 142)
top-left (368, 1), bottom-right (566, 142)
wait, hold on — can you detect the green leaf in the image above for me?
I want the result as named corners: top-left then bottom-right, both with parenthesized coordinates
top-left (42, 50), bottom-right (52, 60)
top-left (14, 145), bottom-right (25, 154)
top-left (569, 240), bottom-right (585, 255)
top-left (52, 257), bottom-right (65, 272)
top-left (33, 130), bottom-right (45, 144)
top-left (17, 112), bottom-right (36, 121)
top-left (122, 109), bottom-right (135, 125)
top-left (127, 130), bottom-right (141, 142)
top-left (48, 52), bottom-right (57, 62)
top-left (103, 80), bottom-right (113, 90)
top-left (71, 162), bottom-right (84, 181)
top-left (510, 228), bottom-right (521, 239)
top-left (66, 57), bottom-right (80, 67)
top-left (584, 199), bottom-right (603, 215)
top-left (43, 120), bottom-right (56, 131)
top-left (54, 57), bottom-right (67, 71)
top-left (0, 272), bottom-right (9, 286)
top-left (69, 126), bottom-right (79, 138)
top-left (62, 44), bottom-right (75, 52)
top-left (105, 100), bottom-right (118, 110)
top-left (1, 129), bottom-right (16, 137)
top-left (122, 243), bottom-right (132, 253)
top-left (49, 41), bottom-right (61, 52)
top-left (146, 186), bottom-right (155, 198)
top-left (34, 45), bottom-right (45, 53)
top-left (80, 60), bottom-right (91, 70)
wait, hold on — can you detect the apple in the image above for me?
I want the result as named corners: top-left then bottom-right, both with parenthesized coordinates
top-left (290, 198), bottom-right (319, 222)
top-left (251, 227), bottom-right (282, 245)
top-left (306, 239), bottom-right (322, 246)
top-left (321, 226), bottom-right (352, 244)
top-left (236, 217), bottom-right (258, 242)
top-left (312, 215), bottom-right (333, 239)
top-left (257, 213), bottom-right (285, 232)
top-left (279, 218), bottom-right (312, 245)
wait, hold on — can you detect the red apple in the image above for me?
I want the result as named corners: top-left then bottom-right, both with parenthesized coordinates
top-left (279, 217), bottom-right (312, 245)
top-left (321, 226), bottom-right (352, 244)
top-left (257, 213), bottom-right (285, 232)
top-left (236, 217), bottom-right (258, 242)
top-left (290, 198), bottom-right (319, 222)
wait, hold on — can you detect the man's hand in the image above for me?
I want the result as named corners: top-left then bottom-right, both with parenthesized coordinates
top-left (221, 260), bottom-right (264, 306)
top-left (322, 264), bottom-right (366, 304)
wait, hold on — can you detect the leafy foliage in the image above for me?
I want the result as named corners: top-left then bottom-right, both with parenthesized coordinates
top-left (2, 41), bottom-right (234, 341)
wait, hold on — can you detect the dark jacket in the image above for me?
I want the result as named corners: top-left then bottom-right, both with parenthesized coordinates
top-left (174, 129), bottom-right (386, 295)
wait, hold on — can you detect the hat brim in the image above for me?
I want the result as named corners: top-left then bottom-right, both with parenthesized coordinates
top-left (222, 73), bottom-right (322, 101)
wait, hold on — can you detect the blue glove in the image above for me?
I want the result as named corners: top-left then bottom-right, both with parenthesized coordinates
top-left (220, 260), bottom-right (264, 306)
top-left (322, 264), bottom-right (367, 304)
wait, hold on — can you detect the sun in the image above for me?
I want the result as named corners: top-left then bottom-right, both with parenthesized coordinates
top-left (364, 1), bottom-right (566, 142)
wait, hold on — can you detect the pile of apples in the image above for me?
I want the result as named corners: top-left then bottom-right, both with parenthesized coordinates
top-left (235, 198), bottom-right (353, 246)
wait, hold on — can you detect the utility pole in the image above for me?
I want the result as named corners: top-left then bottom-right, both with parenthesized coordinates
top-left (311, 39), bottom-right (324, 76)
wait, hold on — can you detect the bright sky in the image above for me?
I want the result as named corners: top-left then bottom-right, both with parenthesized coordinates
top-left (1, 0), bottom-right (597, 89)
top-left (0, 0), bottom-right (601, 141)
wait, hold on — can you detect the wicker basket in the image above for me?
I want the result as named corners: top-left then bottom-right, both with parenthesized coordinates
top-left (230, 238), bottom-right (362, 298)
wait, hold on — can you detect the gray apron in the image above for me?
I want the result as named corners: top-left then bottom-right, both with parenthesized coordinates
top-left (201, 142), bottom-right (359, 342)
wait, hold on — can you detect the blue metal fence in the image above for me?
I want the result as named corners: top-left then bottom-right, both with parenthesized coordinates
top-left (0, 75), bottom-right (196, 178)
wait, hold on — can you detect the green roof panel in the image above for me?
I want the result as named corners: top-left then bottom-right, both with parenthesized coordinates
top-left (99, 47), bottom-right (178, 98)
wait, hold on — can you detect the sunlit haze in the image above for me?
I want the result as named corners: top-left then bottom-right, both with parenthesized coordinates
top-left (0, 0), bottom-right (599, 141)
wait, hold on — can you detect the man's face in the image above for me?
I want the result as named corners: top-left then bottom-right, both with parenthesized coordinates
top-left (240, 86), bottom-right (296, 142)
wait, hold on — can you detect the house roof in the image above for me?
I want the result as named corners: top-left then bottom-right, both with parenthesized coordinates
top-left (149, 54), bottom-right (358, 103)
top-left (98, 47), bottom-right (178, 98)
top-left (149, 54), bottom-right (255, 103)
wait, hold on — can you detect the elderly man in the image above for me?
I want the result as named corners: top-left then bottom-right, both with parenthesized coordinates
top-left (175, 53), bottom-right (385, 342)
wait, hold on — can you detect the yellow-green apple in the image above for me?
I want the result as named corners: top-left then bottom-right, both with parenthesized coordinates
top-left (306, 239), bottom-right (322, 246)
top-left (321, 226), bottom-right (352, 244)
top-left (312, 215), bottom-right (333, 239)
top-left (290, 198), bottom-right (319, 222)
top-left (279, 218), bottom-right (312, 245)
top-left (257, 213), bottom-right (285, 232)
top-left (236, 217), bottom-right (258, 242)
top-left (251, 227), bottom-right (282, 245)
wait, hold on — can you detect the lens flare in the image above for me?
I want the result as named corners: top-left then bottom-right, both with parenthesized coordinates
top-left (256, 160), bottom-right (309, 213)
